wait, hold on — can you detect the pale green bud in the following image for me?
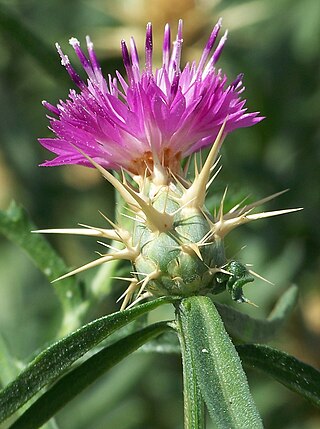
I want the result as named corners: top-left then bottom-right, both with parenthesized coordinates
top-left (133, 186), bottom-right (226, 297)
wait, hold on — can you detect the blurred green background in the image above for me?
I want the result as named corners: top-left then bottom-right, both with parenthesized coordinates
top-left (0, 0), bottom-right (319, 428)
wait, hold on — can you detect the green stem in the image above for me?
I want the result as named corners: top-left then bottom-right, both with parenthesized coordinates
top-left (176, 312), bottom-right (206, 429)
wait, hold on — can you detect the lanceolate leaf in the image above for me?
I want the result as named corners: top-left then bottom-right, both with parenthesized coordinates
top-left (237, 344), bottom-right (320, 408)
top-left (140, 309), bottom-right (320, 410)
top-left (177, 296), bottom-right (263, 429)
top-left (176, 313), bottom-right (205, 429)
top-left (0, 296), bottom-right (177, 424)
top-left (0, 336), bottom-right (60, 429)
top-left (8, 322), bottom-right (172, 429)
top-left (215, 285), bottom-right (298, 343)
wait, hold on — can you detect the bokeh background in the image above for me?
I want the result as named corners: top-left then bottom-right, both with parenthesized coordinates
top-left (0, 0), bottom-right (319, 428)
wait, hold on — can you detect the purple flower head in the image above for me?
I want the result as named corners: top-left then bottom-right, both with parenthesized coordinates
top-left (40, 19), bottom-right (264, 176)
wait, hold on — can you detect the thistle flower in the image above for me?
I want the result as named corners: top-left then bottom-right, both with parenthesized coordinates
top-left (38, 20), bottom-right (301, 309)
top-left (40, 19), bottom-right (262, 176)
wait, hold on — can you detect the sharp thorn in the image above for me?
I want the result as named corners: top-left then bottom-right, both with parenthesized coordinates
top-left (248, 269), bottom-right (275, 286)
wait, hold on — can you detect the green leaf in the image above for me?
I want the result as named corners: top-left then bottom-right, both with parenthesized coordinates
top-left (8, 322), bottom-right (172, 429)
top-left (0, 202), bottom-right (85, 325)
top-left (0, 296), bottom-right (177, 424)
top-left (0, 335), bottom-right (60, 429)
top-left (215, 285), bottom-right (298, 343)
top-left (237, 344), bottom-right (320, 408)
top-left (139, 318), bottom-right (320, 410)
top-left (176, 313), bottom-right (205, 429)
top-left (0, 5), bottom-right (69, 84)
top-left (177, 296), bottom-right (263, 429)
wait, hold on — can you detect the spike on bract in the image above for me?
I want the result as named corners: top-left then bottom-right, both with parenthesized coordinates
top-left (37, 132), bottom-right (301, 309)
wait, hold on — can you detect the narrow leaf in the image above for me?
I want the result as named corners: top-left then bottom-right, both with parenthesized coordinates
top-left (237, 344), bottom-right (320, 408)
top-left (9, 322), bottom-right (172, 429)
top-left (177, 296), bottom-right (263, 429)
top-left (0, 296), bottom-right (177, 424)
top-left (215, 285), bottom-right (298, 343)
top-left (176, 313), bottom-right (205, 429)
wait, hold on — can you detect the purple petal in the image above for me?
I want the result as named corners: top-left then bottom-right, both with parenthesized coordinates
top-left (40, 20), bottom-right (264, 174)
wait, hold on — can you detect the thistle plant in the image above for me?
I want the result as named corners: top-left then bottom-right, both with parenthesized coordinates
top-left (0, 18), bottom-right (319, 429)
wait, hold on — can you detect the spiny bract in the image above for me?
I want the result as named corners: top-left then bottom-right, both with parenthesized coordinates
top-left (37, 125), bottom-right (300, 309)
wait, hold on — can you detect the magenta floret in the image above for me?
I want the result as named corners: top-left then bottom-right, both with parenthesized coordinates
top-left (39, 20), bottom-right (264, 173)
